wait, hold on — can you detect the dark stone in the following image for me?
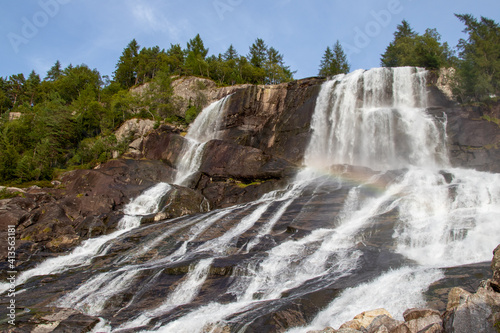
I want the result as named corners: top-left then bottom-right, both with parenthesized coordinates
top-left (218, 78), bottom-right (325, 165)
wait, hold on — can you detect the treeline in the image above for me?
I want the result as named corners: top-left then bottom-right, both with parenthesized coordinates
top-left (0, 35), bottom-right (295, 184)
top-left (114, 35), bottom-right (294, 88)
top-left (318, 14), bottom-right (500, 104)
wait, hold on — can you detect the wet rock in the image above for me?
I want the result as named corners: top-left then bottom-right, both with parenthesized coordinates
top-left (199, 140), bottom-right (297, 181)
top-left (402, 308), bottom-right (442, 333)
top-left (219, 78), bottom-right (325, 164)
top-left (2, 158), bottom-right (175, 271)
top-left (491, 245), bottom-right (500, 292)
top-left (154, 185), bottom-right (209, 220)
top-left (444, 105), bottom-right (500, 173)
top-left (0, 307), bottom-right (99, 333)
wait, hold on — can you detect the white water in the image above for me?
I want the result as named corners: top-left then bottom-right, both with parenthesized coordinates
top-left (119, 258), bottom-right (214, 330)
top-left (0, 182), bottom-right (171, 294)
top-left (305, 67), bottom-right (447, 171)
top-left (174, 95), bottom-right (231, 185)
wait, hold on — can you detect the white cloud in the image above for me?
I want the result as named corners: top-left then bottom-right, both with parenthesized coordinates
top-left (128, 1), bottom-right (183, 39)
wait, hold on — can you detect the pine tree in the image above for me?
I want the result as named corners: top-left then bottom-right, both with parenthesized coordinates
top-left (223, 44), bottom-right (238, 61)
top-left (114, 39), bottom-right (140, 88)
top-left (381, 20), bottom-right (453, 69)
top-left (45, 60), bottom-right (62, 81)
top-left (454, 14), bottom-right (500, 102)
top-left (318, 41), bottom-right (350, 76)
top-left (248, 38), bottom-right (268, 68)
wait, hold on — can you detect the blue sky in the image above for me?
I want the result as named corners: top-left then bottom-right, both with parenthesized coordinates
top-left (1, 0), bottom-right (499, 81)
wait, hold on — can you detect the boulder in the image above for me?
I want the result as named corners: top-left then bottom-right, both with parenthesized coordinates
top-left (140, 127), bottom-right (188, 168)
top-left (443, 244), bottom-right (500, 333)
top-left (339, 309), bottom-right (392, 331)
top-left (402, 308), bottom-right (442, 333)
top-left (192, 140), bottom-right (297, 208)
top-left (365, 314), bottom-right (402, 333)
top-left (443, 284), bottom-right (500, 332)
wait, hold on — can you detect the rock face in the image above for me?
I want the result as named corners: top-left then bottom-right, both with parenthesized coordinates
top-left (170, 76), bottom-right (253, 117)
top-left (218, 78), bottom-right (324, 165)
top-left (2, 74), bottom-right (500, 333)
top-left (427, 76), bottom-right (500, 173)
top-left (0, 158), bottom-right (206, 273)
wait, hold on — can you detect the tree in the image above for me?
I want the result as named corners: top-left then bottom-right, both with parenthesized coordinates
top-left (114, 39), bottom-right (140, 88)
top-left (265, 47), bottom-right (293, 84)
top-left (0, 78), bottom-right (13, 113)
top-left (381, 20), bottom-right (452, 69)
top-left (25, 70), bottom-right (41, 105)
top-left (6, 74), bottom-right (26, 106)
top-left (186, 34), bottom-right (208, 58)
top-left (319, 41), bottom-right (350, 76)
top-left (185, 34), bottom-right (209, 76)
top-left (248, 38), bottom-right (268, 68)
top-left (57, 64), bottom-right (101, 103)
top-left (45, 60), bottom-right (62, 81)
top-left (223, 44), bottom-right (238, 61)
top-left (454, 14), bottom-right (500, 102)
top-left (166, 43), bottom-right (185, 74)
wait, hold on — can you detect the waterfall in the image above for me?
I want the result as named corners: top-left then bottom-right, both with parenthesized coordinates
top-left (174, 95), bottom-right (231, 185)
top-left (305, 67), bottom-right (448, 171)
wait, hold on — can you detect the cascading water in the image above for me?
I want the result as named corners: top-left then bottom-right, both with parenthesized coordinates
top-left (174, 95), bottom-right (231, 185)
top-left (305, 67), bottom-right (448, 171)
top-left (5, 68), bottom-right (499, 333)
top-left (0, 182), bottom-right (172, 294)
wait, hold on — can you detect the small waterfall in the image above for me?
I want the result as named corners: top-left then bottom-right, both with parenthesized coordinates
top-left (0, 182), bottom-right (171, 294)
top-left (174, 95), bottom-right (231, 185)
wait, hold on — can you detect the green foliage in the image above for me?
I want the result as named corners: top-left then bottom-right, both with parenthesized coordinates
top-left (0, 33), bottom-right (298, 184)
top-left (185, 105), bottom-right (201, 124)
top-left (381, 20), bottom-right (454, 69)
top-left (114, 39), bottom-right (140, 88)
top-left (0, 188), bottom-right (22, 199)
top-left (454, 14), bottom-right (500, 103)
top-left (319, 41), bottom-right (350, 76)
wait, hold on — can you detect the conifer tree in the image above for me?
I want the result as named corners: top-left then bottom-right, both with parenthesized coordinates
top-left (319, 40), bottom-right (350, 76)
